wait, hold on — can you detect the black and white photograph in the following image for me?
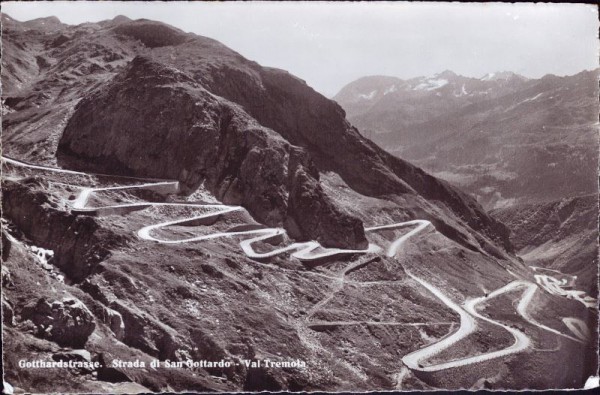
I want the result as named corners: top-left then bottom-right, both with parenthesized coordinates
top-left (1, 1), bottom-right (598, 393)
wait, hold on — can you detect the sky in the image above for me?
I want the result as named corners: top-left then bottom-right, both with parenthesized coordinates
top-left (2, 1), bottom-right (598, 97)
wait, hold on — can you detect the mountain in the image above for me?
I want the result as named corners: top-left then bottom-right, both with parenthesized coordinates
top-left (1, 14), bottom-right (596, 392)
top-left (334, 71), bottom-right (528, 134)
top-left (334, 70), bottom-right (598, 209)
top-left (1, 14), bottom-right (512, 255)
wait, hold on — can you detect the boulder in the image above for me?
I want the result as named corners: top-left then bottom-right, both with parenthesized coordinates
top-left (105, 306), bottom-right (125, 340)
top-left (53, 349), bottom-right (92, 363)
top-left (94, 353), bottom-right (133, 383)
top-left (2, 264), bottom-right (12, 287)
top-left (109, 300), bottom-right (182, 360)
top-left (20, 297), bottom-right (96, 347)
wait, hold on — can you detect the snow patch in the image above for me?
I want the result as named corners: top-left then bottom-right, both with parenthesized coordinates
top-left (31, 245), bottom-right (54, 267)
top-left (525, 92), bottom-right (543, 102)
top-left (383, 85), bottom-right (397, 95)
top-left (513, 92), bottom-right (544, 107)
top-left (28, 245), bottom-right (64, 282)
top-left (453, 84), bottom-right (469, 97)
top-left (413, 79), bottom-right (448, 91)
top-left (481, 73), bottom-right (495, 81)
top-left (358, 90), bottom-right (378, 100)
top-left (418, 327), bottom-right (436, 343)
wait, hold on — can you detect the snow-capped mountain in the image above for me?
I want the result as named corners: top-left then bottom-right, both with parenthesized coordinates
top-left (334, 69), bottom-right (598, 210)
top-left (334, 70), bottom-right (529, 116)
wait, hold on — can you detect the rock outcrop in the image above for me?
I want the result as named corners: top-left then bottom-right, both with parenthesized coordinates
top-left (58, 57), bottom-right (367, 249)
top-left (2, 265), bottom-right (15, 326)
top-left (2, 297), bottom-right (15, 326)
top-left (112, 20), bottom-right (190, 48)
top-left (2, 230), bottom-right (12, 261)
top-left (2, 179), bottom-right (125, 281)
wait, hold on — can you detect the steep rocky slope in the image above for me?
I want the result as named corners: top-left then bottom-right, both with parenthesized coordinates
top-left (2, 13), bottom-right (596, 392)
top-left (335, 70), bottom-right (599, 209)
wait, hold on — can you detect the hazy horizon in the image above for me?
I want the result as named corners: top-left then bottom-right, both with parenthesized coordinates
top-left (3, 1), bottom-right (598, 96)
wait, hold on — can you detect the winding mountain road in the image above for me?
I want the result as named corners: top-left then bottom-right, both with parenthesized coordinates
top-left (532, 272), bottom-right (596, 309)
top-left (2, 156), bottom-right (588, 374)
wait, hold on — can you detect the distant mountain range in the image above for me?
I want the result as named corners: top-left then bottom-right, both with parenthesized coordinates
top-left (334, 70), bottom-right (528, 124)
top-left (334, 69), bottom-right (599, 209)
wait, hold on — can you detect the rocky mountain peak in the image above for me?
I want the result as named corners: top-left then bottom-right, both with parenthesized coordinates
top-left (26, 15), bottom-right (63, 25)
top-left (436, 69), bottom-right (458, 79)
top-left (1, 12), bottom-right (14, 22)
top-left (481, 71), bottom-right (527, 81)
top-left (111, 15), bottom-right (132, 24)
top-left (112, 19), bottom-right (190, 48)
top-left (121, 55), bottom-right (194, 84)
top-left (22, 15), bottom-right (65, 31)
